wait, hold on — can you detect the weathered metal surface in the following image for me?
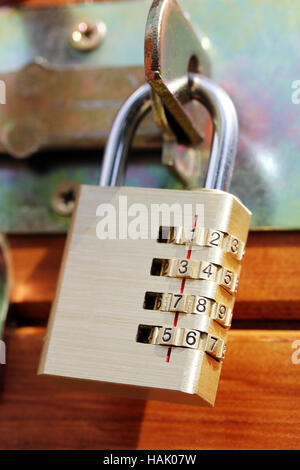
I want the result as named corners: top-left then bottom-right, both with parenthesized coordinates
top-left (0, 62), bottom-right (159, 158)
top-left (0, 0), bottom-right (299, 231)
top-left (0, 3), bottom-right (159, 157)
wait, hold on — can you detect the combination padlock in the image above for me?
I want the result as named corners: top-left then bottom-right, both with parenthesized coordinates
top-left (39, 73), bottom-right (251, 407)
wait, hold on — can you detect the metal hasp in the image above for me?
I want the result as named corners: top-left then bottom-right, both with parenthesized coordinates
top-left (145, 0), bottom-right (210, 143)
top-left (99, 74), bottom-right (238, 192)
top-left (145, 0), bottom-right (211, 186)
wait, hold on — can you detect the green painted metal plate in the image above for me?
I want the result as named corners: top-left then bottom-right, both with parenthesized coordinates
top-left (0, 0), bottom-right (299, 232)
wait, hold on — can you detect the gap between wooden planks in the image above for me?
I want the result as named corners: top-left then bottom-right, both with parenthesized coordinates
top-left (0, 327), bottom-right (299, 450)
top-left (6, 232), bottom-right (300, 322)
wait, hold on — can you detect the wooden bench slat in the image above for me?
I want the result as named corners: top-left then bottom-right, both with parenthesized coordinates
top-left (7, 232), bottom-right (300, 321)
top-left (1, 327), bottom-right (299, 450)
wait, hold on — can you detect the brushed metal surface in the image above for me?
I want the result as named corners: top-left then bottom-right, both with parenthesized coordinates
top-left (39, 186), bottom-right (251, 406)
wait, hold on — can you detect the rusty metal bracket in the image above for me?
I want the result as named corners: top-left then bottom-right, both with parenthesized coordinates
top-left (0, 4), bottom-right (158, 159)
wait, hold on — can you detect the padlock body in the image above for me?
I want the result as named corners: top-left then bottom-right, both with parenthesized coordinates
top-left (39, 185), bottom-right (251, 406)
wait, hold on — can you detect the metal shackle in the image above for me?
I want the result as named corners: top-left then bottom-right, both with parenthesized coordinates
top-left (99, 74), bottom-right (238, 192)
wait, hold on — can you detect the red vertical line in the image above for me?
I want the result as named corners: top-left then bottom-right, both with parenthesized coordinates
top-left (166, 214), bottom-right (198, 362)
top-left (166, 347), bottom-right (171, 363)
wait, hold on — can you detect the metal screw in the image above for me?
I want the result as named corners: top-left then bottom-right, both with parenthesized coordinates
top-left (70, 20), bottom-right (107, 51)
top-left (52, 182), bottom-right (78, 216)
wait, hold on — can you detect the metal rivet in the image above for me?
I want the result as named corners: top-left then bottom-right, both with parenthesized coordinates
top-left (2, 119), bottom-right (46, 159)
top-left (52, 182), bottom-right (78, 216)
top-left (70, 20), bottom-right (107, 51)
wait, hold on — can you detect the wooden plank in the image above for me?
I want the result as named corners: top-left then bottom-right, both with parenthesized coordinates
top-left (0, 327), bottom-right (299, 450)
top-left (7, 232), bottom-right (300, 322)
top-left (8, 235), bottom-right (65, 304)
top-left (140, 330), bottom-right (300, 450)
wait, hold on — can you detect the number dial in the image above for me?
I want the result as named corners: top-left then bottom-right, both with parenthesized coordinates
top-left (228, 235), bottom-right (245, 260)
top-left (154, 326), bottom-right (225, 358)
top-left (191, 296), bottom-right (212, 315)
top-left (158, 225), bottom-right (245, 260)
top-left (206, 229), bottom-right (224, 248)
top-left (211, 304), bottom-right (232, 328)
top-left (220, 268), bottom-right (238, 293)
top-left (155, 258), bottom-right (239, 292)
top-left (154, 293), bottom-right (172, 312)
top-left (205, 335), bottom-right (226, 360)
top-left (149, 293), bottom-right (215, 316)
top-left (176, 259), bottom-right (194, 278)
top-left (160, 259), bottom-right (170, 276)
top-left (158, 327), bottom-right (181, 346)
top-left (200, 262), bottom-right (218, 281)
top-left (181, 329), bottom-right (201, 349)
top-left (146, 221), bottom-right (245, 363)
top-left (156, 327), bottom-right (202, 350)
top-left (169, 294), bottom-right (186, 312)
